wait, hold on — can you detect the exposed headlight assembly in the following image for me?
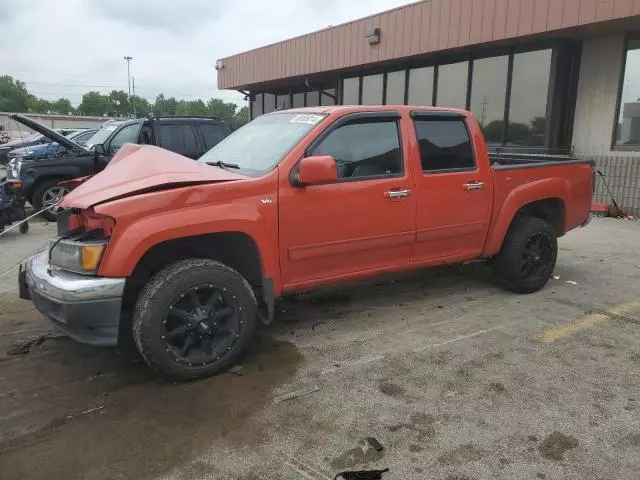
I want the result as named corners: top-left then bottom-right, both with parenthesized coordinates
top-left (7, 158), bottom-right (22, 180)
top-left (49, 238), bottom-right (108, 275)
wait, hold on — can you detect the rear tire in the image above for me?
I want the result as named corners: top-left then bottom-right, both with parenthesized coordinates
top-left (32, 179), bottom-right (69, 222)
top-left (132, 258), bottom-right (257, 380)
top-left (492, 217), bottom-right (557, 294)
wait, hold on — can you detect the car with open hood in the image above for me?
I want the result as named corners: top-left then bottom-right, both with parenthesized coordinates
top-left (6, 113), bottom-right (232, 221)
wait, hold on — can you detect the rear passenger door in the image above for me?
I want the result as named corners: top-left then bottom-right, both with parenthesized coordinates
top-left (156, 123), bottom-right (201, 159)
top-left (410, 112), bottom-right (493, 263)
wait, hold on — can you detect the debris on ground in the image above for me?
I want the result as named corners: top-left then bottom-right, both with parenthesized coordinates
top-left (552, 274), bottom-right (561, 280)
top-left (229, 365), bottom-right (247, 376)
top-left (273, 385), bottom-right (319, 404)
top-left (334, 468), bottom-right (389, 480)
top-left (366, 437), bottom-right (384, 452)
top-left (6, 334), bottom-right (48, 355)
top-left (566, 280), bottom-right (578, 285)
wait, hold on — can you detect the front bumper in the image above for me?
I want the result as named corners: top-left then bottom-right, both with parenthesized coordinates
top-left (20, 252), bottom-right (126, 346)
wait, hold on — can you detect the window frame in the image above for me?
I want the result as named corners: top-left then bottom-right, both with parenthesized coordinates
top-left (612, 34), bottom-right (640, 152)
top-left (299, 111), bottom-right (405, 184)
top-left (410, 110), bottom-right (477, 175)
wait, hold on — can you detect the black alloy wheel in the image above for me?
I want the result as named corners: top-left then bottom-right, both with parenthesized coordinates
top-left (519, 232), bottom-right (554, 283)
top-left (161, 284), bottom-right (242, 366)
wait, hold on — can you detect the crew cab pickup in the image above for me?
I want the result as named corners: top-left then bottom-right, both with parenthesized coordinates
top-left (19, 106), bottom-right (593, 379)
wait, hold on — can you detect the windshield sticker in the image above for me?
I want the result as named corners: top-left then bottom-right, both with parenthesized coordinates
top-left (289, 114), bottom-right (324, 125)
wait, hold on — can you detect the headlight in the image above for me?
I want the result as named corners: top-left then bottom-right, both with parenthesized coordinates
top-left (49, 238), bottom-right (108, 275)
top-left (7, 158), bottom-right (22, 180)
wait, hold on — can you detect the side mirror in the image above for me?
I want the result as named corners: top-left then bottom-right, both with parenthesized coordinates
top-left (94, 143), bottom-right (106, 155)
top-left (296, 155), bottom-right (338, 186)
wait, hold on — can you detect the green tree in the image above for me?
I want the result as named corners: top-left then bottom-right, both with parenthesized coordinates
top-left (132, 96), bottom-right (151, 117)
top-left (78, 91), bottom-right (108, 116)
top-left (175, 99), bottom-right (208, 116)
top-left (153, 93), bottom-right (166, 116)
top-left (234, 106), bottom-right (249, 127)
top-left (50, 98), bottom-right (75, 115)
top-left (206, 98), bottom-right (236, 124)
top-left (0, 76), bottom-right (32, 112)
top-left (106, 90), bottom-right (130, 116)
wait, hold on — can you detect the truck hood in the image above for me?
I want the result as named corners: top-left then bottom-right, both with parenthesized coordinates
top-left (9, 114), bottom-right (89, 154)
top-left (62, 144), bottom-right (247, 209)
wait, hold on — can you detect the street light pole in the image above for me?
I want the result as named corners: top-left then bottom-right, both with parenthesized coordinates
top-left (123, 56), bottom-right (133, 116)
top-left (132, 76), bottom-right (137, 117)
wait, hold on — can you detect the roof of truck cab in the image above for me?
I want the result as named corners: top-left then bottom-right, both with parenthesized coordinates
top-left (266, 105), bottom-right (471, 116)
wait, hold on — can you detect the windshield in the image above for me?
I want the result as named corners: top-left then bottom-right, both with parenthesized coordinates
top-left (199, 112), bottom-right (326, 174)
top-left (85, 122), bottom-right (126, 149)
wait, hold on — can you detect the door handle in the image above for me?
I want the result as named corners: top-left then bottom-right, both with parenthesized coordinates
top-left (384, 189), bottom-right (411, 199)
top-left (463, 181), bottom-right (485, 191)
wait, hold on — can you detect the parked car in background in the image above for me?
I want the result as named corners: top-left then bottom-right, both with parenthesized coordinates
top-left (6, 129), bottom-right (97, 161)
top-left (6, 114), bottom-right (232, 220)
top-left (19, 106), bottom-right (594, 380)
top-left (0, 128), bottom-right (78, 165)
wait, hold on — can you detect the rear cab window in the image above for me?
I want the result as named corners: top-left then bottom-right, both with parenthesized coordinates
top-left (200, 123), bottom-right (230, 150)
top-left (412, 113), bottom-right (475, 173)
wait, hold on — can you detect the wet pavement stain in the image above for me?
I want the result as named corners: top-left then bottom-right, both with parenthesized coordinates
top-left (378, 380), bottom-right (405, 398)
top-left (330, 438), bottom-right (385, 470)
top-left (437, 444), bottom-right (484, 465)
top-left (538, 431), bottom-right (579, 461)
top-left (0, 337), bottom-right (303, 480)
top-left (387, 413), bottom-right (437, 441)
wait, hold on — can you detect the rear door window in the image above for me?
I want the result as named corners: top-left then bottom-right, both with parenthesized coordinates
top-left (108, 123), bottom-right (142, 152)
top-left (200, 123), bottom-right (229, 150)
top-left (182, 125), bottom-right (199, 156)
top-left (413, 117), bottom-right (475, 172)
top-left (157, 124), bottom-right (184, 153)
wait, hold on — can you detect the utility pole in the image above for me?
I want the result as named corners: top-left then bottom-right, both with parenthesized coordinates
top-left (123, 56), bottom-right (133, 116)
top-left (132, 76), bottom-right (137, 117)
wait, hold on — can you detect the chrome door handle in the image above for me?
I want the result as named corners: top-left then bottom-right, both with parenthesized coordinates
top-left (463, 181), bottom-right (485, 191)
top-left (384, 189), bottom-right (411, 199)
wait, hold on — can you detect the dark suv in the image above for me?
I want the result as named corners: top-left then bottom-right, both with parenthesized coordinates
top-left (7, 115), bottom-right (232, 220)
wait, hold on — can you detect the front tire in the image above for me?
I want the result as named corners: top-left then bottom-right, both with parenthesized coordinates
top-left (32, 179), bottom-right (69, 222)
top-left (492, 217), bottom-right (557, 294)
top-left (132, 258), bottom-right (257, 380)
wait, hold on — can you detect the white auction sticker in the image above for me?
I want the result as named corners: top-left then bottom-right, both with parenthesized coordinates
top-left (289, 114), bottom-right (324, 125)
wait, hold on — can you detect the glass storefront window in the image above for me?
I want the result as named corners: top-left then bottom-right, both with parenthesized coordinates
top-left (306, 91), bottom-right (320, 107)
top-left (263, 93), bottom-right (276, 114)
top-left (386, 70), bottom-right (406, 105)
top-left (342, 77), bottom-right (359, 105)
top-left (408, 67), bottom-right (434, 106)
top-left (276, 94), bottom-right (291, 110)
top-left (508, 49), bottom-right (552, 146)
top-left (321, 88), bottom-right (336, 106)
top-left (292, 92), bottom-right (305, 108)
top-left (615, 39), bottom-right (640, 147)
top-left (362, 74), bottom-right (383, 105)
top-left (436, 61), bottom-right (468, 109)
top-left (470, 56), bottom-right (509, 145)
top-left (251, 93), bottom-right (263, 119)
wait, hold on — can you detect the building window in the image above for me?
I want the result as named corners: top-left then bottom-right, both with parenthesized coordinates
top-left (321, 88), bottom-right (337, 106)
top-left (362, 74), bottom-right (383, 105)
top-left (436, 61), bottom-right (468, 109)
top-left (251, 93), bottom-right (263, 119)
top-left (386, 70), bottom-right (406, 105)
top-left (408, 67), bottom-right (434, 106)
top-left (508, 49), bottom-right (552, 147)
top-left (469, 55), bottom-right (509, 145)
top-left (343, 77), bottom-right (359, 104)
top-left (615, 38), bottom-right (640, 148)
top-left (276, 94), bottom-right (291, 110)
top-left (264, 93), bottom-right (276, 114)
top-left (306, 91), bottom-right (320, 107)
top-left (292, 92), bottom-right (305, 108)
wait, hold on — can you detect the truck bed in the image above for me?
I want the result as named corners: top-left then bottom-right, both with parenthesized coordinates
top-left (489, 152), bottom-right (594, 169)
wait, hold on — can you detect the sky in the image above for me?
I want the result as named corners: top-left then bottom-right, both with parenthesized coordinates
top-left (1, 0), bottom-right (409, 107)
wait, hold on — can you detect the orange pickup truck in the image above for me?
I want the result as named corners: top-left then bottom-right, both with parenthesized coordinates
top-left (19, 106), bottom-right (593, 379)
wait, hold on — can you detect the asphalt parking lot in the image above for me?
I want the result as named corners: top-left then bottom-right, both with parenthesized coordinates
top-left (1, 217), bottom-right (639, 480)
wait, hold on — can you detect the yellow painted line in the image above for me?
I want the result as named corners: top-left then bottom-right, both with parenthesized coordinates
top-left (538, 299), bottom-right (640, 343)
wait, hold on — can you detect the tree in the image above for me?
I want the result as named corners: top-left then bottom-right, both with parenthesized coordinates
top-left (107, 90), bottom-right (130, 116)
top-left (132, 96), bottom-right (152, 117)
top-left (206, 98), bottom-right (236, 124)
top-left (78, 91), bottom-right (108, 116)
top-left (175, 99), bottom-right (208, 116)
top-left (234, 106), bottom-right (249, 127)
top-left (50, 98), bottom-right (75, 115)
top-left (0, 76), bottom-right (33, 112)
top-left (153, 94), bottom-right (166, 116)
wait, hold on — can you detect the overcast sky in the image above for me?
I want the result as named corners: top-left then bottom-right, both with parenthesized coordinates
top-left (1, 0), bottom-right (408, 107)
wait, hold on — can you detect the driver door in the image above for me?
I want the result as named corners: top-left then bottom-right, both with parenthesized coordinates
top-left (278, 112), bottom-right (416, 289)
